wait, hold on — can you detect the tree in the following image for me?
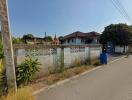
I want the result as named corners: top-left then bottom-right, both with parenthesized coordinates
top-left (100, 23), bottom-right (132, 52)
top-left (58, 36), bottom-right (64, 44)
top-left (22, 34), bottom-right (34, 39)
top-left (12, 37), bottom-right (23, 44)
top-left (44, 36), bottom-right (52, 42)
top-left (22, 34), bottom-right (34, 43)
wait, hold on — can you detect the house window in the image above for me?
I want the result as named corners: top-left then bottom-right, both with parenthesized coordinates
top-left (72, 39), bottom-right (74, 42)
top-left (67, 39), bottom-right (70, 43)
top-left (85, 39), bottom-right (93, 44)
top-left (81, 39), bottom-right (84, 43)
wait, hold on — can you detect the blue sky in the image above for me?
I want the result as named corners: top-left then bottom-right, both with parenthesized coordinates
top-left (8, 0), bottom-right (132, 37)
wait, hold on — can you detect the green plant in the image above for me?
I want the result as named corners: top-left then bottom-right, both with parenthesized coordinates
top-left (16, 57), bottom-right (41, 86)
top-left (0, 60), bottom-right (7, 96)
top-left (12, 37), bottom-right (23, 44)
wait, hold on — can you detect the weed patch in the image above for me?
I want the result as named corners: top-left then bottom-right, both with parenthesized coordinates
top-left (1, 87), bottom-right (35, 100)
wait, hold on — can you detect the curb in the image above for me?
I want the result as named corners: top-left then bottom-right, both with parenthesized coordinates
top-left (33, 56), bottom-right (126, 95)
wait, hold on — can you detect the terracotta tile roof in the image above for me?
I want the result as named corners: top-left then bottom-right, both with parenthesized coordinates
top-left (63, 31), bottom-right (100, 40)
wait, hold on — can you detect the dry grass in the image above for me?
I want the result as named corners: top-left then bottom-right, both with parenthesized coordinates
top-left (1, 87), bottom-right (35, 100)
top-left (0, 59), bottom-right (5, 96)
top-left (70, 58), bottom-right (82, 68)
top-left (46, 74), bottom-right (61, 85)
top-left (46, 66), bottom-right (91, 85)
top-left (32, 59), bottom-right (102, 93)
top-left (0, 59), bottom-right (3, 73)
top-left (91, 57), bottom-right (101, 67)
top-left (31, 66), bottom-right (92, 90)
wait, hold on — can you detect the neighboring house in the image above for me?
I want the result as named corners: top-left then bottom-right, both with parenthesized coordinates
top-left (62, 31), bottom-right (100, 45)
top-left (25, 36), bottom-right (60, 45)
top-left (25, 37), bottom-right (51, 45)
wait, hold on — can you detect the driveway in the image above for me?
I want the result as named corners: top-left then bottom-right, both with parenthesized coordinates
top-left (37, 56), bottom-right (132, 100)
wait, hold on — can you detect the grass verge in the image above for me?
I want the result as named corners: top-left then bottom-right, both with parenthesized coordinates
top-left (1, 57), bottom-right (101, 99)
top-left (30, 64), bottom-right (98, 91)
top-left (0, 87), bottom-right (35, 100)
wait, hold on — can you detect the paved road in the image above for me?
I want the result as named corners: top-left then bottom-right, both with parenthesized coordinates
top-left (37, 56), bottom-right (132, 100)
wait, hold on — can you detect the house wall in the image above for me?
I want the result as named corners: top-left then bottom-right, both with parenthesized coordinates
top-left (64, 38), bottom-right (84, 45)
top-left (92, 38), bottom-right (98, 44)
top-left (63, 37), bottom-right (99, 45)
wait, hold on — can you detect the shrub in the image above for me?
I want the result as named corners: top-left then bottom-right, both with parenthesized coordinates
top-left (16, 57), bottom-right (41, 86)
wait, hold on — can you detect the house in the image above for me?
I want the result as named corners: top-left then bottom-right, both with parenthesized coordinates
top-left (25, 37), bottom-right (51, 45)
top-left (25, 35), bottom-right (60, 45)
top-left (62, 31), bottom-right (100, 45)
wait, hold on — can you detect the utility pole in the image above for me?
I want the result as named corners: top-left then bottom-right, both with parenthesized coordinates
top-left (45, 32), bottom-right (47, 42)
top-left (0, 0), bottom-right (17, 91)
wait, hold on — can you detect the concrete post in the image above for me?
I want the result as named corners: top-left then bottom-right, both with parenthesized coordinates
top-left (0, 0), bottom-right (17, 91)
top-left (60, 47), bottom-right (64, 71)
top-left (88, 46), bottom-right (91, 64)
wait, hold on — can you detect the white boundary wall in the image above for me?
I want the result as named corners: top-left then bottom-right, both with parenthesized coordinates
top-left (14, 44), bottom-right (102, 76)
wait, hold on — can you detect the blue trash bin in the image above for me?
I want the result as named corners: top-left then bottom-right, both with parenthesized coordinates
top-left (100, 52), bottom-right (108, 64)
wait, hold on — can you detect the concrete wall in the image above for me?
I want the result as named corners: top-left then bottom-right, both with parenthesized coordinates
top-left (115, 46), bottom-right (128, 53)
top-left (15, 45), bottom-right (101, 76)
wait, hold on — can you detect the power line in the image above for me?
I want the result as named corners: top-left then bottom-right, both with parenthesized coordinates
top-left (114, 0), bottom-right (132, 22)
top-left (111, 0), bottom-right (127, 19)
top-left (111, 0), bottom-right (130, 22)
top-left (110, 0), bottom-right (132, 24)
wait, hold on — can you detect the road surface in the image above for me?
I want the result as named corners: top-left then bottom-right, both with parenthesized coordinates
top-left (37, 56), bottom-right (132, 100)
